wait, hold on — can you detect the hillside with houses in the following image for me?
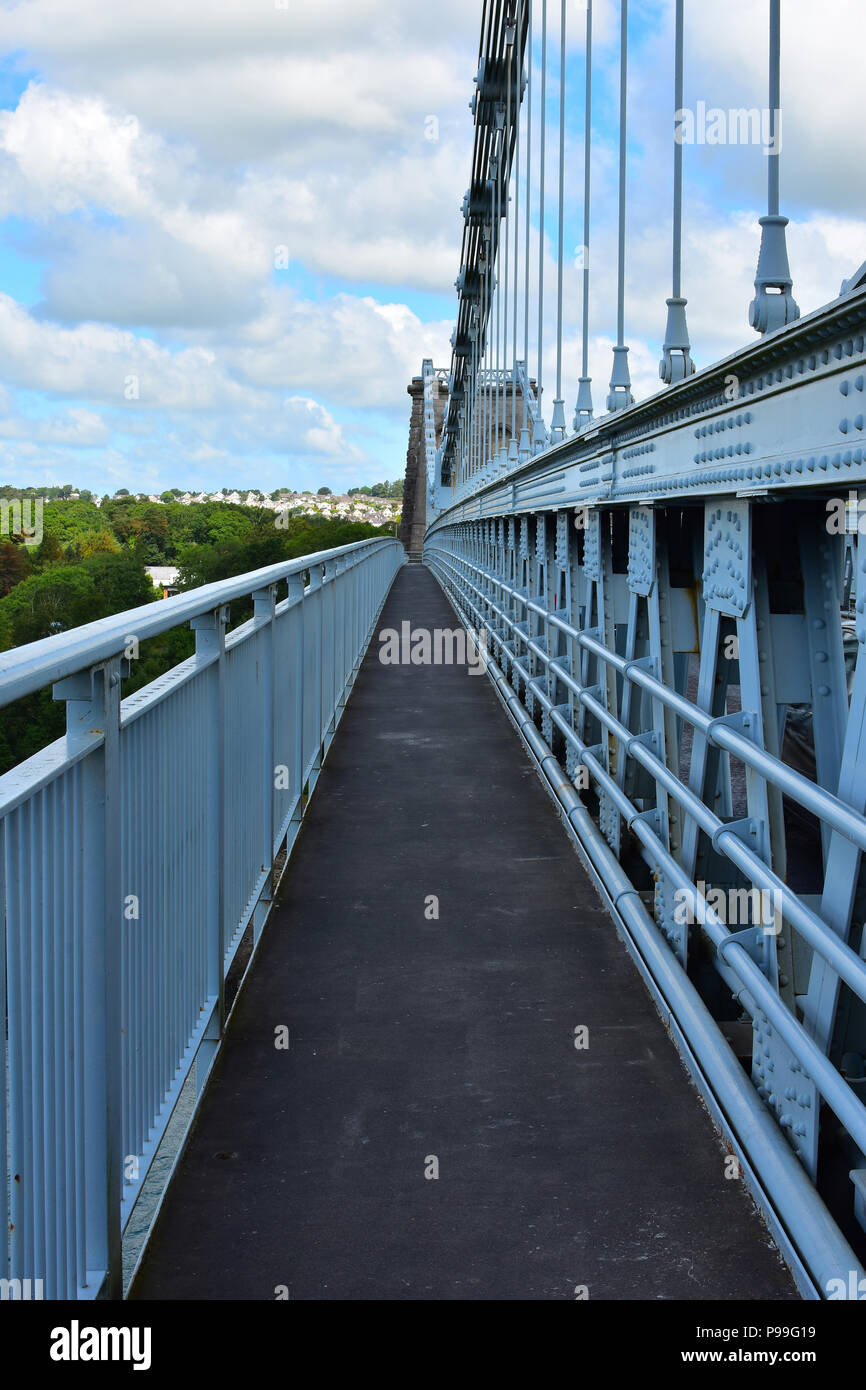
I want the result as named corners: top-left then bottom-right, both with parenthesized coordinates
top-left (99, 487), bottom-right (402, 527)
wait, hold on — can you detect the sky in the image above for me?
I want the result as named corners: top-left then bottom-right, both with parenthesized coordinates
top-left (0, 0), bottom-right (862, 497)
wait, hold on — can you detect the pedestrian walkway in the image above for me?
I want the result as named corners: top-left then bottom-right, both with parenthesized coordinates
top-left (131, 565), bottom-right (795, 1301)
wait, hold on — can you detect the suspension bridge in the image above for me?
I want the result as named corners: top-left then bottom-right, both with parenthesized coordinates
top-left (2, 0), bottom-right (866, 1303)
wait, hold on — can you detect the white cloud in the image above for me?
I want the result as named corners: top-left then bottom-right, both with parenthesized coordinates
top-left (0, 405), bottom-right (109, 446)
top-left (0, 292), bottom-right (265, 406)
top-left (0, 0), bottom-right (861, 496)
top-left (223, 290), bottom-right (452, 408)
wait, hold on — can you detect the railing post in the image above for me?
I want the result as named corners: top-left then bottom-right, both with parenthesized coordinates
top-left (252, 585), bottom-right (277, 946)
top-left (335, 555), bottom-right (348, 709)
top-left (286, 574), bottom-right (305, 838)
top-left (52, 657), bottom-right (124, 1298)
top-left (190, 605), bottom-right (228, 1069)
top-left (322, 559), bottom-right (337, 747)
top-left (308, 563), bottom-right (324, 783)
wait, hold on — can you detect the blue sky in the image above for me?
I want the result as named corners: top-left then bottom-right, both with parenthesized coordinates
top-left (0, 0), bottom-right (861, 497)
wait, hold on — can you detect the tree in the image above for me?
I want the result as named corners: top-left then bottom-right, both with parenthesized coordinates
top-left (0, 541), bottom-right (30, 595)
top-left (317, 486), bottom-right (332, 496)
top-left (31, 533), bottom-right (64, 570)
top-left (78, 529), bottom-right (121, 558)
top-left (0, 507), bottom-right (395, 777)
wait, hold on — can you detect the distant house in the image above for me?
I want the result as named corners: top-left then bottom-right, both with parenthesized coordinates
top-left (145, 565), bottom-right (180, 598)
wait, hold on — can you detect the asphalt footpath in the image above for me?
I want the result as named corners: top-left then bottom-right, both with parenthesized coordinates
top-left (131, 563), bottom-right (795, 1301)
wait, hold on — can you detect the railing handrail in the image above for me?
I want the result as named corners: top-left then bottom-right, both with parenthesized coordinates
top-left (0, 536), bottom-right (400, 708)
top-left (1, 531), bottom-right (404, 1297)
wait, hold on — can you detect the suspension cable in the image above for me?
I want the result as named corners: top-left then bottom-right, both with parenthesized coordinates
top-left (521, 0), bottom-right (532, 453)
top-left (534, 0), bottom-right (548, 449)
top-left (510, 0), bottom-right (521, 463)
top-left (503, 23), bottom-right (513, 467)
top-left (659, 0), bottom-right (694, 384)
top-left (551, 0), bottom-right (567, 441)
top-left (606, 0), bottom-right (633, 412)
top-left (574, 0), bottom-right (593, 428)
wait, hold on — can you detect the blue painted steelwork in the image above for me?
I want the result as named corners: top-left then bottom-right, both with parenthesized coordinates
top-left (422, 359), bottom-right (450, 520)
top-left (0, 537), bottom-right (404, 1298)
top-left (426, 515), bottom-right (866, 1296)
top-left (425, 0), bottom-right (866, 1296)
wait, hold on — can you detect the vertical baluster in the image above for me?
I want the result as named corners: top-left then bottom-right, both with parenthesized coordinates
top-left (52, 658), bottom-right (123, 1297)
top-left (190, 607), bottom-right (228, 1079)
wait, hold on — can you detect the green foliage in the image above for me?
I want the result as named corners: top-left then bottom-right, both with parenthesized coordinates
top-left (347, 479), bottom-right (403, 499)
top-left (0, 505), bottom-right (393, 775)
top-left (0, 551), bottom-right (157, 774)
top-left (0, 687), bottom-right (63, 776)
top-left (0, 540), bottom-right (30, 595)
top-left (0, 483), bottom-right (79, 501)
top-left (176, 514), bottom-right (392, 627)
top-left (0, 550), bottom-right (155, 648)
top-left (40, 499), bottom-right (106, 547)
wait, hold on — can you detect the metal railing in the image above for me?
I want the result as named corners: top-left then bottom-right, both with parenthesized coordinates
top-left (425, 517), bottom-right (866, 1297)
top-left (0, 536), bottom-right (404, 1298)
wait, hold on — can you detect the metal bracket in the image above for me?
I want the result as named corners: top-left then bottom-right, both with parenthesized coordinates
top-left (718, 925), bottom-right (769, 972)
top-left (623, 655), bottom-right (657, 682)
top-left (850, 1170), bottom-right (866, 1234)
top-left (630, 806), bottom-right (662, 836)
top-left (627, 728), bottom-right (662, 761)
top-left (53, 668), bottom-right (98, 702)
top-left (707, 709), bottom-right (760, 744)
top-left (712, 815), bottom-right (767, 861)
